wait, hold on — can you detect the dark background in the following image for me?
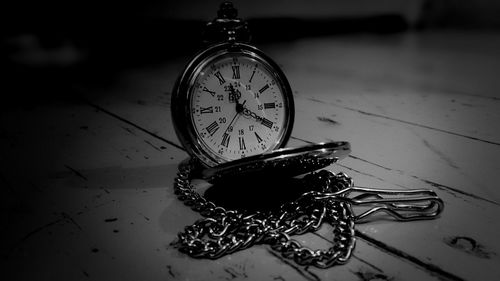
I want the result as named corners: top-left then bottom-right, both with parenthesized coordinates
top-left (2, 0), bottom-right (500, 104)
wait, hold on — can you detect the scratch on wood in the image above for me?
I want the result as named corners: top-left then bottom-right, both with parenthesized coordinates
top-left (62, 212), bottom-right (83, 231)
top-left (348, 155), bottom-right (393, 172)
top-left (352, 254), bottom-right (384, 273)
top-left (8, 213), bottom-right (80, 256)
top-left (223, 267), bottom-right (238, 280)
top-left (166, 265), bottom-right (176, 278)
top-left (64, 165), bottom-right (88, 181)
top-left (336, 163), bottom-right (396, 187)
top-left (351, 269), bottom-right (393, 281)
top-left (443, 236), bottom-right (495, 259)
top-left (356, 230), bottom-right (466, 281)
top-left (121, 126), bottom-right (137, 136)
top-left (317, 116), bottom-right (340, 126)
top-left (307, 97), bottom-right (500, 146)
top-left (420, 85), bottom-right (500, 101)
top-left (420, 137), bottom-right (459, 170)
top-left (223, 265), bottom-right (248, 280)
top-left (84, 100), bottom-right (185, 151)
top-left (290, 136), bottom-right (315, 145)
top-left (144, 140), bottom-right (162, 152)
top-left (138, 212), bottom-right (150, 221)
top-left (17, 218), bottom-right (63, 245)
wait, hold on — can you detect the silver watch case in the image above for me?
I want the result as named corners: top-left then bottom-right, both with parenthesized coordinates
top-left (171, 42), bottom-right (295, 167)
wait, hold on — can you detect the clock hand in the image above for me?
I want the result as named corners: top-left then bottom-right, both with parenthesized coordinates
top-left (223, 100), bottom-right (246, 136)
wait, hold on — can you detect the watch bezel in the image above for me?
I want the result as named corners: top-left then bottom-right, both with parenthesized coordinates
top-left (172, 42), bottom-right (295, 167)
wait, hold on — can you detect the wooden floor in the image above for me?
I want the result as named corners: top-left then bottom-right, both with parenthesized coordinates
top-left (2, 29), bottom-right (500, 281)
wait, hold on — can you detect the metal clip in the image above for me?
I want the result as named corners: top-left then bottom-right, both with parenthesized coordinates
top-left (315, 186), bottom-right (444, 223)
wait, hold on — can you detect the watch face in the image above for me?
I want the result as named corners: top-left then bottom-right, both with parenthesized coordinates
top-left (173, 43), bottom-right (294, 167)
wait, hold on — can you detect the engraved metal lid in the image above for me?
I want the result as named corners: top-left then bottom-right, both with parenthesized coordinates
top-left (201, 142), bottom-right (351, 183)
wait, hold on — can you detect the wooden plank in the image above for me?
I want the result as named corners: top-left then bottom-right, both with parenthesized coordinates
top-left (1, 104), bottom-right (445, 280)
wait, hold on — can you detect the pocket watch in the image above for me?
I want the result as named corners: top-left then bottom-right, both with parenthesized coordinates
top-left (171, 2), bottom-right (294, 167)
top-left (170, 2), bottom-right (443, 268)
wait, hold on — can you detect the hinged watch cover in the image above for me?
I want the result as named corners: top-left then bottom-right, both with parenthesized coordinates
top-left (201, 142), bottom-right (351, 183)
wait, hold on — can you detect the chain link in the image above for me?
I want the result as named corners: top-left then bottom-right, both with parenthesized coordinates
top-left (172, 159), bottom-right (357, 268)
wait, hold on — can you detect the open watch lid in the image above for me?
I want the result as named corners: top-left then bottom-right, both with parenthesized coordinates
top-left (201, 142), bottom-right (351, 183)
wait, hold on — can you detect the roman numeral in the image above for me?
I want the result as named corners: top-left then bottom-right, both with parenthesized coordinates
top-left (221, 133), bottom-right (230, 147)
top-left (232, 65), bottom-right (240, 79)
top-left (200, 106), bottom-right (213, 114)
top-left (264, 103), bottom-right (275, 109)
top-left (261, 118), bottom-right (273, 129)
top-left (254, 132), bottom-right (263, 143)
top-left (202, 87), bottom-right (215, 96)
top-left (239, 137), bottom-right (246, 150)
top-left (205, 121), bottom-right (219, 136)
top-left (214, 71), bottom-right (225, 85)
top-left (259, 84), bottom-right (269, 94)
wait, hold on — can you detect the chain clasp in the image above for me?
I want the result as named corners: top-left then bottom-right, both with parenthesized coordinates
top-left (315, 186), bottom-right (444, 223)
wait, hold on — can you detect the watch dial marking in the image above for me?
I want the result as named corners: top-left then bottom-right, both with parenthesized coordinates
top-left (206, 121), bottom-right (220, 136)
top-left (202, 86), bottom-right (216, 96)
top-left (249, 68), bottom-right (256, 83)
top-left (239, 137), bottom-right (246, 150)
top-left (264, 102), bottom-right (275, 109)
top-left (261, 118), bottom-right (273, 129)
top-left (232, 65), bottom-right (240, 79)
top-left (214, 71), bottom-right (225, 85)
top-left (259, 84), bottom-right (269, 94)
top-left (200, 106), bottom-right (213, 114)
top-left (254, 132), bottom-right (263, 143)
top-left (221, 133), bottom-right (230, 147)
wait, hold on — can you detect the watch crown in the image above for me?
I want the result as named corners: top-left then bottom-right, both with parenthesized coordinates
top-left (203, 1), bottom-right (251, 44)
top-left (217, 1), bottom-right (238, 19)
